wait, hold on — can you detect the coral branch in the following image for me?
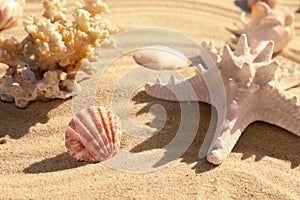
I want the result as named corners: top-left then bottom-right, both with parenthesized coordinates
top-left (0, 0), bottom-right (118, 108)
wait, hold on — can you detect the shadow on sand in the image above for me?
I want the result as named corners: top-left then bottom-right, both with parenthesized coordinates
top-left (128, 91), bottom-right (299, 172)
top-left (22, 91), bottom-right (299, 174)
top-left (0, 99), bottom-right (67, 140)
top-left (23, 153), bottom-right (88, 174)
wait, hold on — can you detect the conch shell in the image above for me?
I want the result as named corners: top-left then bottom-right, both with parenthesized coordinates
top-left (228, 2), bottom-right (294, 54)
top-left (65, 106), bottom-right (122, 163)
top-left (247, 0), bottom-right (276, 9)
top-left (0, 0), bottom-right (24, 30)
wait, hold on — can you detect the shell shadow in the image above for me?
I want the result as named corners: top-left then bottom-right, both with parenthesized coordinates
top-left (130, 91), bottom-right (300, 172)
top-left (0, 99), bottom-right (67, 139)
top-left (23, 153), bottom-right (88, 174)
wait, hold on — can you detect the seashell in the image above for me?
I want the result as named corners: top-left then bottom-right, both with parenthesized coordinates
top-left (65, 106), bottom-right (122, 163)
top-left (228, 2), bottom-right (294, 54)
top-left (246, 0), bottom-right (276, 9)
top-left (249, 2), bottom-right (294, 53)
top-left (133, 45), bottom-right (189, 70)
top-left (0, 0), bottom-right (24, 30)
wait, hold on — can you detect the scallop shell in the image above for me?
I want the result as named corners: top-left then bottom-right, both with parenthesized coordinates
top-left (133, 45), bottom-right (189, 70)
top-left (247, 0), bottom-right (276, 9)
top-left (65, 106), bottom-right (122, 163)
top-left (0, 0), bottom-right (24, 30)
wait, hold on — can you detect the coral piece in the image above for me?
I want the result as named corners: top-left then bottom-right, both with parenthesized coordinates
top-left (228, 2), bottom-right (294, 54)
top-left (0, 0), bottom-right (118, 108)
top-left (65, 106), bottom-right (122, 163)
top-left (246, 0), bottom-right (276, 9)
top-left (144, 34), bottom-right (300, 164)
top-left (0, 0), bottom-right (24, 30)
top-left (133, 45), bottom-right (189, 70)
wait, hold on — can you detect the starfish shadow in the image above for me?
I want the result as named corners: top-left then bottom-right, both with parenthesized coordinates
top-left (0, 99), bottom-right (67, 141)
top-left (23, 153), bottom-right (88, 174)
top-left (233, 122), bottom-right (300, 169)
top-left (130, 91), bottom-right (300, 172)
top-left (129, 91), bottom-right (218, 173)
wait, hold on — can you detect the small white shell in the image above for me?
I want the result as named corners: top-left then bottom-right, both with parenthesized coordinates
top-left (133, 45), bottom-right (189, 70)
top-left (65, 106), bottom-right (122, 163)
top-left (0, 0), bottom-right (24, 30)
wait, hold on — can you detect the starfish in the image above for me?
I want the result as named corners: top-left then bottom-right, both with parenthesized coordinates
top-left (143, 34), bottom-right (300, 164)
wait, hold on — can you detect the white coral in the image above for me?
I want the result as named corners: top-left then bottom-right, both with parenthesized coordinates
top-left (0, 0), bottom-right (118, 108)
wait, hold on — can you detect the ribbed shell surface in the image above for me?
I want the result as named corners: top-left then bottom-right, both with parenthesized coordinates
top-left (65, 106), bottom-right (122, 162)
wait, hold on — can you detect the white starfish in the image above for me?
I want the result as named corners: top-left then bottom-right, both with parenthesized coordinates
top-left (143, 34), bottom-right (300, 164)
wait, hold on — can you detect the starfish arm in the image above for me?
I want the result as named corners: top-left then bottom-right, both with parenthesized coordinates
top-left (205, 111), bottom-right (255, 165)
top-left (259, 89), bottom-right (300, 137)
top-left (274, 62), bottom-right (300, 91)
top-left (144, 75), bottom-right (210, 103)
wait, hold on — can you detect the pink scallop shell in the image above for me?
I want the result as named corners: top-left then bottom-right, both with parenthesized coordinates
top-left (65, 106), bottom-right (122, 163)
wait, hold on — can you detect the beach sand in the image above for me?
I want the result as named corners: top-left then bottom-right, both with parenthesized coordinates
top-left (0, 0), bottom-right (299, 199)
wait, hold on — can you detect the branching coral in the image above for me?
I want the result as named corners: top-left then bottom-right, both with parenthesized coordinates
top-left (0, 0), bottom-right (118, 108)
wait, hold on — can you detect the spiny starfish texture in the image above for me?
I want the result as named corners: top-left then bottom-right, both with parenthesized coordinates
top-left (145, 34), bottom-right (300, 164)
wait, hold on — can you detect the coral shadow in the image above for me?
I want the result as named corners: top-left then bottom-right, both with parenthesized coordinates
top-left (23, 153), bottom-right (88, 174)
top-left (129, 91), bottom-right (300, 172)
top-left (0, 99), bottom-right (67, 139)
